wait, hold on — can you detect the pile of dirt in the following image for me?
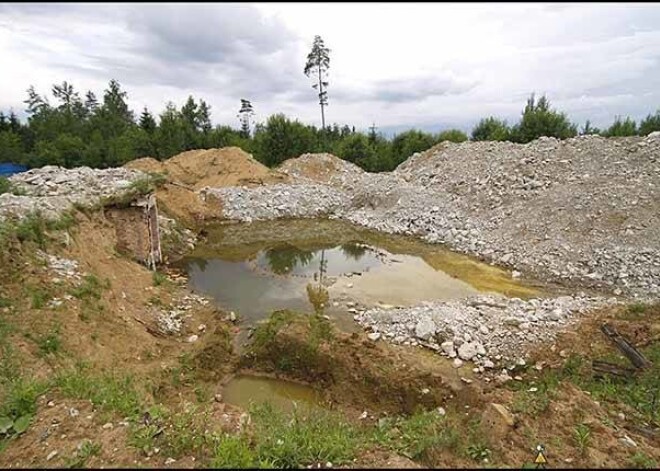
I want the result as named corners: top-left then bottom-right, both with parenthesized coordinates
top-left (278, 152), bottom-right (364, 183)
top-left (126, 148), bottom-right (289, 190)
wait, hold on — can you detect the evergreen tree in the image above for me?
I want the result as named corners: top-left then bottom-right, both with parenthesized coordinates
top-left (304, 35), bottom-right (331, 130)
top-left (639, 110), bottom-right (660, 136)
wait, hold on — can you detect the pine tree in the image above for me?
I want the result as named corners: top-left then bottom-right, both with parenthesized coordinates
top-left (304, 35), bottom-right (331, 130)
top-left (139, 107), bottom-right (157, 134)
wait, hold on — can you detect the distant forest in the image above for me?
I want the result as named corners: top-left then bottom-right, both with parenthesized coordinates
top-left (1, 79), bottom-right (659, 172)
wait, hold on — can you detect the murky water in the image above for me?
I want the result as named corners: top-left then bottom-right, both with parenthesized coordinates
top-left (223, 374), bottom-right (323, 413)
top-left (180, 219), bottom-right (540, 330)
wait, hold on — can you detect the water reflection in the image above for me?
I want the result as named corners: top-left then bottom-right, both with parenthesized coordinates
top-left (263, 243), bottom-right (315, 275)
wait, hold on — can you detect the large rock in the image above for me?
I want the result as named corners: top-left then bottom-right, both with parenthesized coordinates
top-left (414, 317), bottom-right (436, 341)
top-left (457, 342), bottom-right (478, 361)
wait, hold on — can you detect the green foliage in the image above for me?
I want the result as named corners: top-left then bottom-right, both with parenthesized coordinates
top-left (252, 114), bottom-right (318, 167)
top-left (639, 110), bottom-right (660, 136)
top-left (0, 177), bottom-right (10, 195)
top-left (249, 402), bottom-right (360, 468)
top-left (437, 129), bottom-right (468, 143)
top-left (471, 117), bottom-right (511, 141)
top-left (152, 271), bottom-right (168, 286)
top-left (627, 302), bottom-right (648, 315)
top-left (36, 325), bottom-right (62, 357)
top-left (69, 274), bottom-right (108, 300)
top-left (65, 440), bottom-right (102, 468)
top-left (390, 130), bottom-right (437, 168)
top-left (250, 310), bottom-right (296, 352)
top-left (371, 410), bottom-right (460, 462)
top-left (573, 423), bottom-right (591, 455)
top-left (466, 443), bottom-right (492, 462)
top-left (604, 116), bottom-right (638, 137)
top-left (629, 451), bottom-right (658, 469)
top-left (510, 94), bottom-right (577, 143)
top-left (211, 433), bottom-right (259, 468)
top-left (55, 366), bottom-right (142, 417)
top-left (0, 377), bottom-right (48, 421)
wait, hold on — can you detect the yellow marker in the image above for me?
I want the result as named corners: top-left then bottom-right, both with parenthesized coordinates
top-left (534, 444), bottom-right (548, 468)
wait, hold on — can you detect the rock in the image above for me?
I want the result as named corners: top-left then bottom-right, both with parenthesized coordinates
top-left (414, 318), bottom-right (436, 341)
top-left (187, 335), bottom-right (198, 343)
top-left (619, 435), bottom-right (637, 448)
top-left (440, 340), bottom-right (455, 356)
top-left (214, 393), bottom-right (223, 403)
top-left (46, 451), bottom-right (58, 461)
top-left (229, 311), bottom-right (237, 322)
top-left (437, 407), bottom-right (446, 416)
top-left (102, 422), bottom-right (113, 430)
top-left (197, 324), bottom-right (207, 332)
top-left (483, 360), bottom-right (495, 369)
top-left (452, 358), bottom-right (464, 368)
top-left (367, 332), bottom-right (381, 341)
top-left (165, 457), bottom-right (176, 465)
top-left (69, 408), bottom-right (79, 417)
top-left (480, 403), bottom-right (515, 441)
top-left (458, 342), bottom-right (478, 361)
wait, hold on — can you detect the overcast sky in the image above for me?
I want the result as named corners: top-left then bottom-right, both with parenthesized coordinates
top-left (1, 2), bottom-right (660, 134)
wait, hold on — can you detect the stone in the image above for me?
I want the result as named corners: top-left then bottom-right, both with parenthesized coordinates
top-left (440, 340), bottom-right (455, 356)
top-left (229, 311), bottom-right (237, 322)
top-left (480, 403), bottom-right (515, 442)
top-left (437, 407), bottom-right (446, 416)
top-left (47, 451), bottom-right (58, 461)
top-left (452, 358), bottom-right (464, 368)
top-left (414, 318), bottom-right (436, 341)
top-left (367, 332), bottom-right (381, 341)
top-left (458, 342), bottom-right (478, 361)
top-left (187, 335), bottom-right (198, 343)
top-left (102, 422), bottom-right (113, 430)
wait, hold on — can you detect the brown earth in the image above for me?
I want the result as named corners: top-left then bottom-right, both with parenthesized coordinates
top-left (277, 152), bottom-right (363, 183)
top-left (125, 148), bottom-right (289, 227)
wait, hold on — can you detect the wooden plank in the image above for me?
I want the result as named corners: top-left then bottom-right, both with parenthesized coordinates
top-left (600, 323), bottom-right (652, 370)
top-left (592, 360), bottom-right (636, 379)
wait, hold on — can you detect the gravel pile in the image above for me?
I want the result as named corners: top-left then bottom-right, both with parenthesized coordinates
top-left (213, 134), bottom-right (660, 299)
top-left (0, 165), bottom-right (146, 221)
top-left (355, 293), bottom-right (617, 367)
top-left (203, 183), bottom-right (351, 223)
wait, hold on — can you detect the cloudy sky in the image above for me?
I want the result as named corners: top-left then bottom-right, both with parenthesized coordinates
top-left (1, 2), bottom-right (660, 134)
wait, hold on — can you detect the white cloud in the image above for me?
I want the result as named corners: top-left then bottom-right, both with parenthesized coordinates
top-left (1, 3), bottom-right (659, 132)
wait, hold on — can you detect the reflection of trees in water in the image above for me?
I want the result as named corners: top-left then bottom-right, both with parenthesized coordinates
top-left (264, 244), bottom-right (315, 275)
top-left (188, 258), bottom-right (209, 272)
top-left (340, 241), bottom-right (368, 261)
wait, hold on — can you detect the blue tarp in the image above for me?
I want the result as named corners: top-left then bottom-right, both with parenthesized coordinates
top-left (0, 163), bottom-right (28, 177)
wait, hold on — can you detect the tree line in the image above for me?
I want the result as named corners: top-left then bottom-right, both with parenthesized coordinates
top-left (1, 80), bottom-right (659, 173)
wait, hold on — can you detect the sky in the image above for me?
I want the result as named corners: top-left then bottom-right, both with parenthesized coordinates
top-left (1, 2), bottom-right (660, 135)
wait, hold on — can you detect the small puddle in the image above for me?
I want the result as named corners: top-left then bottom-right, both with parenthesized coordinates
top-left (179, 219), bottom-right (540, 334)
top-left (223, 374), bottom-right (323, 413)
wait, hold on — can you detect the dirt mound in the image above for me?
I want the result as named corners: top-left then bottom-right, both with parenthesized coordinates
top-left (163, 147), bottom-right (288, 190)
top-left (279, 153), bottom-right (364, 183)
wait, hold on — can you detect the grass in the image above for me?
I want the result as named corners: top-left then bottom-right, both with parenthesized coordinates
top-left (0, 177), bottom-right (9, 194)
top-left (100, 173), bottom-right (167, 208)
top-left (26, 286), bottom-right (50, 309)
top-left (0, 210), bottom-right (79, 249)
top-left (69, 274), bottom-right (109, 300)
top-left (55, 365), bottom-right (143, 418)
top-left (36, 325), bottom-right (63, 357)
top-left (204, 402), bottom-right (369, 467)
top-left (65, 440), bottom-right (102, 468)
top-left (0, 377), bottom-right (48, 420)
top-left (628, 451), bottom-right (658, 469)
top-left (152, 271), bottom-right (168, 287)
top-left (370, 409), bottom-right (461, 463)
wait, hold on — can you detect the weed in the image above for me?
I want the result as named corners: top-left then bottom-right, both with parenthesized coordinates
top-left (573, 423), bottom-right (591, 455)
top-left (628, 451), bottom-right (658, 469)
top-left (14, 212), bottom-right (48, 247)
top-left (250, 310), bottom-right (295, 352)
top-left (65, 440), bottom-right (101, 468)
top-left (0, 297), bottom-right (11, 308)
top-left (152, 271), bottom-right (168, 287)
top-left (466, 443), bottom-right (492, 462)
top-left (0, 377), bottom-right (48, 421)
top-left (512, 390), bottom-right (551, 415)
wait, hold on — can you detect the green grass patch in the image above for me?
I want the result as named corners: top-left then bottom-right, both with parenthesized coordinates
top-left (152, 271), bottom-right (168, 287)
top-left (26, 285), bottom-right (50, 309)
top-left (64, 439), bottom-right (101, 468)
top-left (628, 451), bottom-right (658, 469)
top-left (36, 325), bottom-right (63, 357)
top-left (100, 173), bottom-right (167, 208)
top-left (0, 177), bottom-right (10, 195)
top-left (69, 274), bottom-right (109, 301)
top-left (370, 409), bottom-right (460, 463)
top-left (55, 365), bottom-right (142, 418)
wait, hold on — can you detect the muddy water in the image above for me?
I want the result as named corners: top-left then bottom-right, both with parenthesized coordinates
top-left (180, 219), bottom-right (540, 330)
top-left (223, 374), bottom-right (323, 413)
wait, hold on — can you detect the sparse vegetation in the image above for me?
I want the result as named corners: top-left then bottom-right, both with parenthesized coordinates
top-left (573, 423), bottom-right (591, 455)
top-left (36, 325), bottom-right (63, 357)
top-left (629, 451), bottom-right (658, 469)
top-left (69, 274), bottom-right (109, 300)
top-left (152, 270), bottom-right (168, 286)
